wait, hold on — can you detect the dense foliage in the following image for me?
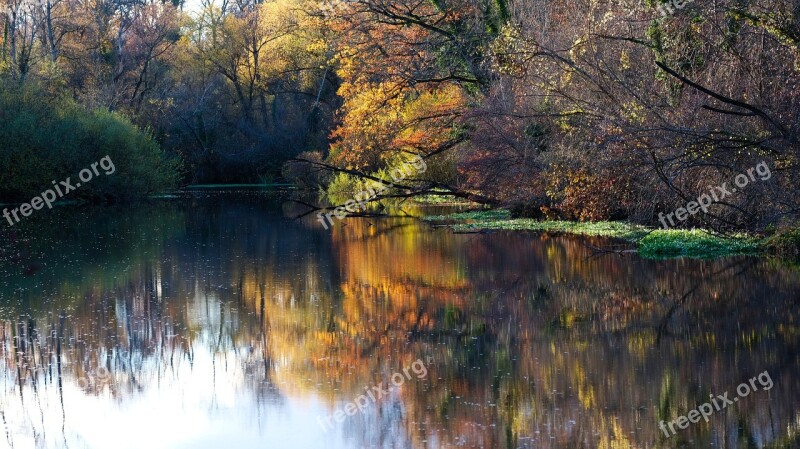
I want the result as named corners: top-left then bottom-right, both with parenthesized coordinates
top-left (1, 0), bottom-right (798, 231)
top-left (0, 81), bottom-right (179, 201)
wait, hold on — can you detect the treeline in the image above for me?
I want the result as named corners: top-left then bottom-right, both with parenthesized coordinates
top-left (287, 0), bottom-right (800, 234)
top-left (1, 0), bottom-right (334, 187)
top-left (2, 0), bottom-right (799, 232)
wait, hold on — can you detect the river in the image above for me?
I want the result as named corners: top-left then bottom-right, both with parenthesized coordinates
top-left (0, 190), bottom-right (797, 449)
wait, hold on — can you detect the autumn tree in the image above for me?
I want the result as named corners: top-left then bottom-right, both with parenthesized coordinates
top-left (471, 0), bottom-right (800, 228)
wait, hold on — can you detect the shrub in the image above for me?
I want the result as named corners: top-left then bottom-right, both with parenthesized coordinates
top-left (765, 227), bottom-right (800, 259)
top-left (0, 80), bottom-right (180, 203)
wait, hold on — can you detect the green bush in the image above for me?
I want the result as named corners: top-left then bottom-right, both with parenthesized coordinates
top-left (765, 227), bottom-right (800, 258)
top-left (0, 80), bottom-right (180, 203)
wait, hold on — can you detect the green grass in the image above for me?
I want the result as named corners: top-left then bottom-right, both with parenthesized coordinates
top-left (424, 209), bottom-right (768, 259)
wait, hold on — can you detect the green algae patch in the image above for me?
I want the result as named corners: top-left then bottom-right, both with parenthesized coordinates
top-left (425, 209), bottom-right (767, 259)
top-left (638, 229), bottom-right (762, 258)
top-left (425, 210), bottom-right (648, 240)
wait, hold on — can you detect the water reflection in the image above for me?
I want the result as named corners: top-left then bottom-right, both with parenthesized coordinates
top-left (0, 191), bottom-right (798, 449)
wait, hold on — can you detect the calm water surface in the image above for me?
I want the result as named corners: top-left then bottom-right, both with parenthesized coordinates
top-left (0, 191), bottom-right (798, 449)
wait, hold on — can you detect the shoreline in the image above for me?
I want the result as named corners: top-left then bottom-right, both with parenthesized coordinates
top-left (422, 209), bottom-right (800, 260)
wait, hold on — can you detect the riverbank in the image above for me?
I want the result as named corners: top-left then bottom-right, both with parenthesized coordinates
top-left (423, 209), bottom-right (800, 259)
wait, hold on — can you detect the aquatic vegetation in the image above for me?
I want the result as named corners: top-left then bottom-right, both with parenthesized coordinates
top-left (638, 230), bottom-right (762, 258)
top-left (424, 209), bottom-right (648, 239)
top-left (424, 209), bottom-right (767, 259)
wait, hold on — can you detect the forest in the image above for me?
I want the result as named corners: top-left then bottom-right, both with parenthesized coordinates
top-left (1, 2), bottom-right (800, 447)
top-left (1, 0), bottom-right (799, 233)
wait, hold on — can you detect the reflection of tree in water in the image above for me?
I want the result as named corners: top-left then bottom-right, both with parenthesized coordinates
top-left (322, 221), bottom-right (800, 448)
top-left (0, 265), bottom-right (287, 446)
top-left (0, 198), bottom-right (797, 448)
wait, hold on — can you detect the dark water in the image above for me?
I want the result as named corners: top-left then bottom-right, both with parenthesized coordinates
top-left (0, 191), bottom-right (798, 449)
